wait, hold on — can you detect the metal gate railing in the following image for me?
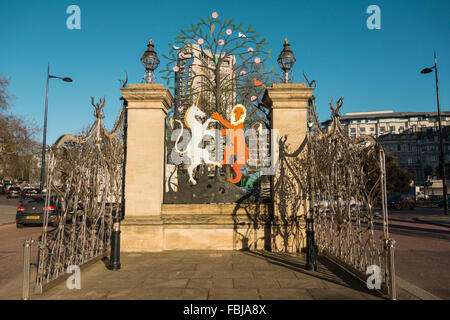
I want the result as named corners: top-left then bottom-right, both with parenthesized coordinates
top-left (303, 97), bottom-right (396, 299)
top-left (33, 96), bottom-right (125, 294)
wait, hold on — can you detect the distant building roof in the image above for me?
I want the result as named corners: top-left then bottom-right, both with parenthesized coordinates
top-left (345, 110), bottom-right (393, 116)
top-left (321, 110), bottom-right (450, 125)
top-left (340, 111), bottom-right (450, 120)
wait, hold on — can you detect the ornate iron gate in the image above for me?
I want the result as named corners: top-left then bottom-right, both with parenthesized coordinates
top-left (301, 97), bottom-right (396, 299)
top-left (34, 96), bottom-right (125, 294)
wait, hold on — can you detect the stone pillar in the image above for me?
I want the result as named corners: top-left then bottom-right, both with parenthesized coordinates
top-left (266, 83), bottom-right (314, 150)
top-left (120, 83), bottom-right (173, 252)
top-left (265, 83), bottom-right (314, 252)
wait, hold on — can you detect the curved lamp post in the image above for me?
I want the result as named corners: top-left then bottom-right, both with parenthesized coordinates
top-left (420, 52), bottom-right (448, 216)
top-left (141, 39), bottom-right (160, 83)
top-left (277, 38), bottom-right (296, 83)
top-left (40, 64), bottom-right (72, 191)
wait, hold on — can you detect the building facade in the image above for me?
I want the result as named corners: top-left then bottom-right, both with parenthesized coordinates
top-left (377, 126), bottom-right (450, 184)
top-left (322, 111), bottom-right (450, 185)
top-left (322, 110), bottom-right (450, 139)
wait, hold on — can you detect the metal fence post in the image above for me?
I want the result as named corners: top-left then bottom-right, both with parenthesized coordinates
top-left (22, 238), bottom-right (34, 300)
top-left (387, 238), bottom-right (397, 300)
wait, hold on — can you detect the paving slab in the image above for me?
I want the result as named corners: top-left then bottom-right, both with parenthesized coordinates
top-left (233, 278), bottom-right (280, 289)
top-left (187, 278), bottom-right (233, 289)
top-left (208, 288), bottom-right (261, 300)
top-left (307, 287), bottom-right (371, 300)
top-left (259, 288), bottom-right (314, 300)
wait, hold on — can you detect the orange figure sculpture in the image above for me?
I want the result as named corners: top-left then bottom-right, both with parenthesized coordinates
top-left (212, 104), bottom-right (262, 184)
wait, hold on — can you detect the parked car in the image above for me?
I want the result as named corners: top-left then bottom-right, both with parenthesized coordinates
top-left (428, 195), bottom-right (443, 202)
top-left (387, 194), bottom-right (415, 210)
top-left (0, 185), bottom-right (5, 195)
top-left (20, 187), bottom-right (41, 200)
top-left (7, 186), bottom-right (22, 199)
top-left (437, 196), bottom-right (450, 207)
top-left (315, 196), bottom-right (363, 212)
top-left (16, 195), bottom-right (61, 228)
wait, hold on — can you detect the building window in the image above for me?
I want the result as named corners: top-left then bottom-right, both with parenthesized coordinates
top-left (408, 157), bottom-right (413, 165)
top-left (370, 127), bottom-right (374, 132)
top-left (408, 144), bottom-right (411, 151)
top-left (360, 127), bottom-right (366, 132)
top-left (397, 145), bottom-right (401, 151)
top-left (350, 128), bottom-right (356, 133)
top-left (390, 126), bottom-right (395, 132)
top-left (380, 126), bottom-right (385, 132)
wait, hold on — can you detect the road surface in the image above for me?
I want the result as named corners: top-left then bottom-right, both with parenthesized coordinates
top-left (377, 207), bottom-right (450, 299)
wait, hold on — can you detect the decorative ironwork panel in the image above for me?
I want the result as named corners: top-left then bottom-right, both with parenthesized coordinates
top-left (161, 14), bottom-right (278, 204)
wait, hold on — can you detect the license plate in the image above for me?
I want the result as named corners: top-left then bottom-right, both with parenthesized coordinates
top-left (27, 216), bottom-right (40, 220)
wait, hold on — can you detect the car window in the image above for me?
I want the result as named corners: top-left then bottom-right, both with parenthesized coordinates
top-left (23, 197), bottom-right (45, 204)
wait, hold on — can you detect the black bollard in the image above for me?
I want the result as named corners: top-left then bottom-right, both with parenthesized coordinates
top-left (306, 218), bottom-right (317, 271)
top-left (108, 216), bottom-right (121, 270)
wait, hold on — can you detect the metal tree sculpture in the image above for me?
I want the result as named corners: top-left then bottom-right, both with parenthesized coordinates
top-left (160, 11), bottom-right (277, 118)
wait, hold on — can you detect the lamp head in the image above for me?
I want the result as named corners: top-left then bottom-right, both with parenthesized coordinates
top-left (141, 39), bottom-right (160, 72)
top-left (277, 38), bottom-right (296, 72)
top-left (421, 67), bottom-right (434, 74)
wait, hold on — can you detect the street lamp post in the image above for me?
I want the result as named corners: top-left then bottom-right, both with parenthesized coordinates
top-left (39, 64), bottom-right (72, 191)
top-left (421, 52), bottom-right (448, 215)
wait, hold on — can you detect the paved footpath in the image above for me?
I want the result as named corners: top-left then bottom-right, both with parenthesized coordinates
top-left (31, 250), bottom-right (421, 300)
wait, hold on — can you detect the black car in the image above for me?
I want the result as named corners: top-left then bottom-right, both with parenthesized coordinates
top-left (7, 186), bottom-right (21, 199)
top-left (437, 196), bottom-right (450, 207)
top-left (20, 187), bottom-right (41, 200)
top-left (16, 196), bottom-right (61, 228)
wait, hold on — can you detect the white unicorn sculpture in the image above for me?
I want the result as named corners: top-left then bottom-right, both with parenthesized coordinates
top-left (174, 101), bottom-right (222, 185)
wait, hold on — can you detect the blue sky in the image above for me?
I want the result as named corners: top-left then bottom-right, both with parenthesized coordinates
top-left (1, 0), bottom-right (449, 144)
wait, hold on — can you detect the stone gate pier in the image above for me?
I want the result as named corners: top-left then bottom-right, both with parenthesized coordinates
top-left (120, 82), bottom-right (314, 252)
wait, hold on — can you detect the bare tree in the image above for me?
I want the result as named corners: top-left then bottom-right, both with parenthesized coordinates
top-left (0, 74), bottom-right (15, 112)
top-left (0, 74), bottom-right (40, 182)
